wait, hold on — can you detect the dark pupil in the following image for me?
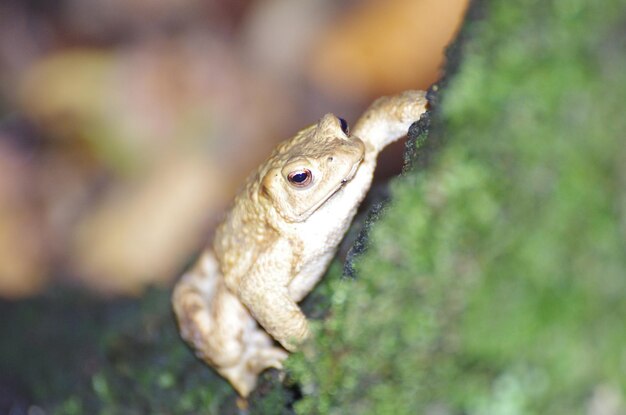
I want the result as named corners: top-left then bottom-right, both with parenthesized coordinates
top-left (339, 117), bottom-right (349, 134)
top-left (291, 172), bottom-right (308, 183)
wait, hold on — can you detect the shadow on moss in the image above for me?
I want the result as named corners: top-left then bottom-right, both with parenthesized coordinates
top-left (0, 288), bottom-right (237, 414)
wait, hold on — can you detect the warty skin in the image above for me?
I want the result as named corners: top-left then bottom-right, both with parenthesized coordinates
top-left (172, 90), bottom-right (428, 397)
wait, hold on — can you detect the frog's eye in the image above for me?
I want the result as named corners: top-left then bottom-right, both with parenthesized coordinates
top-left (287, 169), bottom-right (312, 187)
top-left (338, 117), bottom-right (349, 135)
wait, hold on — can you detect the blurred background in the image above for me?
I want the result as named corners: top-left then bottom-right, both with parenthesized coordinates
top-left (0, 0), bottom-right (467, 299)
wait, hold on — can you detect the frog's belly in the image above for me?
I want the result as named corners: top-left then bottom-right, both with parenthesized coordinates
top-left (288, 251), bottom-right (336, 302)
top-left (287, 202), bottom-right (358, 302)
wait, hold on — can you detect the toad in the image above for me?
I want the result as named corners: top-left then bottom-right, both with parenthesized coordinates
top-left (172, 90), bottom-right (428, 396)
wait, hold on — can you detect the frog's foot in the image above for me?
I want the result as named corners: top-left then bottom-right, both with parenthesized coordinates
top-left (353, 89), bottom-right (428, 153)
top-left (220, 324), bottom-right (289, 397)
top-left (172, 251), bottom-right (288, 397)
top-left (217, 302), bottom-right (289, 396)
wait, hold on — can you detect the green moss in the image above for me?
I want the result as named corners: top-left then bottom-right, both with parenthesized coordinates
top-left (287, 0), bottom-right (626, 413)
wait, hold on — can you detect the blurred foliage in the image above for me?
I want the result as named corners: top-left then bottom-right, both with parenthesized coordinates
top-left (286, 0), bottom-right (626, 413)
top-left (0, 0), bottom-right (460, 298)
top-left (308, 0), bottom-right (466, 97)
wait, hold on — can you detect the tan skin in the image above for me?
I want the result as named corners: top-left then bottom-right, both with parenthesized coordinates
top-left (172, 90), bottom-right (428, 397)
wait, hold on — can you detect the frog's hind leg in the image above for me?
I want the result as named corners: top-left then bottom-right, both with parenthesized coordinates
top-left (172, 251), bottom-right (287, 397)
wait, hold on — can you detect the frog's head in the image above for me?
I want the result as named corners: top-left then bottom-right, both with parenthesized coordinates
top-left (261, 113), bottom-right (365, 223)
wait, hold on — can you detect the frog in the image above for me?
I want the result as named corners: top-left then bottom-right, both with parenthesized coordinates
top-left (172, 90), bottom-right (428, 397)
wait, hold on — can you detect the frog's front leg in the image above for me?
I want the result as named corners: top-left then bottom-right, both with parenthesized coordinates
top-left (353, 89), bottom-right (428, 153)
top-left (235, 239), bottom-right (309, 351)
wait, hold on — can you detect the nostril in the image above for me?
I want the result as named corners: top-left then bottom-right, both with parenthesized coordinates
top-left (327, 157), bottom-right (334, 162)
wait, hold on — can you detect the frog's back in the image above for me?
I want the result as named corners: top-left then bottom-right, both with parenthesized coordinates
top-left (213, 125), bottom-right (319, 282)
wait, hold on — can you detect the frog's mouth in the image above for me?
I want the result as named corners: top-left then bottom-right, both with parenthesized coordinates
top-left (295, 159), bottom-right (362, 221)
top-left (341, 159), bottom-right (361, 184)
